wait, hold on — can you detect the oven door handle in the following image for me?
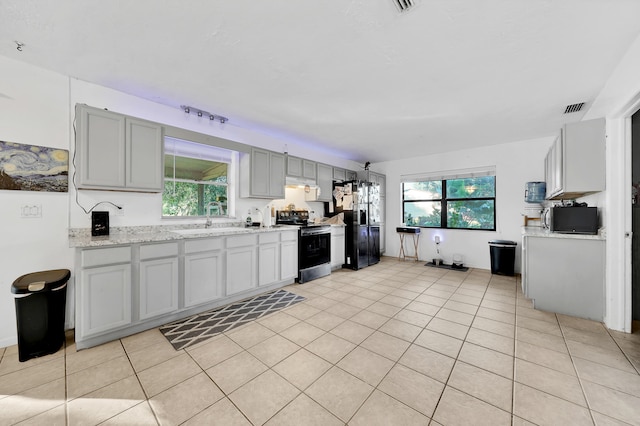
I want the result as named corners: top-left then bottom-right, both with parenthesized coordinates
top-left (300, 228), bottom-right (331, 236)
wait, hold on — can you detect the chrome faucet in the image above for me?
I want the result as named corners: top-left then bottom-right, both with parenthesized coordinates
top-left (205, 202), bottom-right (218, 228)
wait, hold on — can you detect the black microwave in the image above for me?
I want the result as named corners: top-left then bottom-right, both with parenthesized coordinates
top-left (550, 206), bottom-right (598, 235)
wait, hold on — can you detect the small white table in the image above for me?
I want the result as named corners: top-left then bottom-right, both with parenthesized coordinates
top-left (397, 227), bottom-right (421, 261)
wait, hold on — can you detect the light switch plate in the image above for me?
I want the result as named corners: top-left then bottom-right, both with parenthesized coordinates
top-left (21, 204), bottom-right (42, 218)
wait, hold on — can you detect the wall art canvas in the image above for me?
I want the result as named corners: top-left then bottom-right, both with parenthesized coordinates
top-left (0, 141), bottom-right (69, 192)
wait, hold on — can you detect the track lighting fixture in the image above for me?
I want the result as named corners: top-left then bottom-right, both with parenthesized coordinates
top-left (180, 105), bottom-right (228, 124)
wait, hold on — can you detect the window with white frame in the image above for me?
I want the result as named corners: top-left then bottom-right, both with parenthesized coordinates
top-left (162, 136), bottom-right (235, 217)
top-left (402, 167), bottom-right (496, 230)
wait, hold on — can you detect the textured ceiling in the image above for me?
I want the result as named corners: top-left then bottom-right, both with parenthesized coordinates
top-left (2, 0), bottom-right (640, 163)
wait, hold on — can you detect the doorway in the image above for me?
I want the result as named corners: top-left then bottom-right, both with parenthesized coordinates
top-left (632, 110), bottom-right (640, 321)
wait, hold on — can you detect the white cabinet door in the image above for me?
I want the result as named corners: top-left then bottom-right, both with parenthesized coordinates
top-left (139, 257), bottom-right (178, 320)
top-left (76, 105), bottom-right (126, 189)
top-left (281, 240), bottom-right (298, 281)
top-left (333, 167), bottom-right (346, 182)
top-left (76, 105), bottom-right (163, 192)
top-left (184, 251), bottom-right (223, 307)
top-left (250, 148), bottom-right (271, 197)
top-left (286, 156), bottom-right (316, 181)
top-left (286, 156), bottom-right (303, 177)
top-left (346, 170), bottom-right (357, 181)
top-left (79, 264), bottom-right (132, 338)
top-left (302, 160), bottom-right (317, 180)
top-left (269, 152), bottom-right (285, 198)
top-left (248, 148), bottom-right (285, 198)
top-left (259, 243), bottom-right (279, 286)
top-left (546, 119), bottom-right (605, 199)
top-left (331, 227), bottom-right (346, 269)
top-left (126, 117), bottom-right (164, 191)
top-left (227, 246), bottom-right (257, 295)
top-left (525, 236), bottom-right (604, 321)
top-left (317, 163), bottom-right (333, 202)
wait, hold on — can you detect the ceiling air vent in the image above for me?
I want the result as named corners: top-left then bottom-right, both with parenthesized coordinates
top-left (393, 0), bottom-right (415, 12)
top-left (564, 103), bottom-right (585, 114)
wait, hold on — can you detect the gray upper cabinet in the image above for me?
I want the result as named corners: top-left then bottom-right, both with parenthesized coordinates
top-left (303, 160), bottom-right (317, 181)
top-left (76, 105), bottom-right (163, 192)
top-left (126, 117), bottom-right (164, 191)
top-left (346, 170), bottom-right (358, 181)
top-left (286, 156), bottom-right (316, 181)
top-left (286, 156), bottom-right (303, 177)
top-left (333, 167), bottom-right (347, 182)
top-left (546, 118), bottom-right (605, 200)
top-left (317, 163), bottom-right (333, 202)
top-left (241, 148), bottom-right (285, 199)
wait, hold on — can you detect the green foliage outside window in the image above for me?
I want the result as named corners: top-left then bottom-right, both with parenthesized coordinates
top-left (162, 180), bottom-right (227, 217)
top-left (403, 176), bottom-right (495, 230)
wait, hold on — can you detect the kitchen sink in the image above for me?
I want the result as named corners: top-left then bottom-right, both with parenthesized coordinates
top-left (171, 227), bottom-right (250, 236)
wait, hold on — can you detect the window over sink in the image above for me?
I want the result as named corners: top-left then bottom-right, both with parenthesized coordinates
top-left (162, 136), bottom-right (237, 218)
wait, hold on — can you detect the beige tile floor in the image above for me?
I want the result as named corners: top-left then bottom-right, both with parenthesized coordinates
top-left (1, 257), bottom-right (640, 425)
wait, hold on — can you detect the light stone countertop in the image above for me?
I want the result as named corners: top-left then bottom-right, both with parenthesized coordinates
top-left (69, 223), bottom-right (301, 248)
top-left (521, 226), bottom-right (606, 240)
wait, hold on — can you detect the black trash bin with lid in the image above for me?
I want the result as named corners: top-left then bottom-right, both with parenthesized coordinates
top-left (488, 240), bottom-right (517, 276)
top-left (11, 269), bottom-right (70, 362)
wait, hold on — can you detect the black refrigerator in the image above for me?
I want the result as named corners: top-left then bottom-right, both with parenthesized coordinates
top-left (329, 180), bottom-right (381, 270)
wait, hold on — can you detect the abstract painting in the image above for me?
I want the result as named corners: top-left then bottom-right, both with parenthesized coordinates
top-left (0, 141), bottom-right (69, 192)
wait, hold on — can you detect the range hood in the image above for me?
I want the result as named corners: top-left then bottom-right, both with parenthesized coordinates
top-left (285, 176), bottom-right (318, 189)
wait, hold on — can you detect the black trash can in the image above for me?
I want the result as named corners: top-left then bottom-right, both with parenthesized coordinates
top-left (488, 240), bottom-right (517, 276)
top-left (11, 269), bottom-right (70, 362)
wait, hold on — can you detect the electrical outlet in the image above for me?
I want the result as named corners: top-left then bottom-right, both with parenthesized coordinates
top-left (114, 205), bottom-right (124, 216)
top-left (21, 204), bottom-right (42, 218)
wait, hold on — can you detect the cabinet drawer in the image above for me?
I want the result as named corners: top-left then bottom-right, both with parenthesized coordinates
top-left (227, 234), bottom-right (258, 248)
top-left (81, 246), bottom-right (131, 267)
top-left (185, 238), bottom-right (223, 254)
top-left (140, 242), bottom-right (179, 260)
top-left (281, 231), bottom-right (298, 242)
top-left (259, 232), bottom-right (280, 244)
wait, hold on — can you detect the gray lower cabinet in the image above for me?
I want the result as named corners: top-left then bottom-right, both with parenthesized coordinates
top-left (330, 226), bottom-right (346, 269)
top-left (77, 246), bottom-right (132, 340)
top-left (184, 238), bottom-right (223, 307)
top-left (75, 230), bottom-right (298, 349)
top-left (281, 232), bottom-right (299, 280)
top-left (139, 242), bottom-right (179, 320)
top-left (75, 104), bottom-right (164, 192)
top-left (259, 232), bottom-right (279, 286)
top-left (227, 234), bottom-right (258, 295)
top-left (522, 235), bottom-right (604, 321)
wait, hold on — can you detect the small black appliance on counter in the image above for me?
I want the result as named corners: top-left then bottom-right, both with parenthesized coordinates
top-left (91, 211), bottom-right (109, 236)
top-left (549, 206), bottom-right (598, 235)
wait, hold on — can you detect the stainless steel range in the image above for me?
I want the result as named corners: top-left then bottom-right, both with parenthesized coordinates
top-left (276, 210), bottom-right (331, 283)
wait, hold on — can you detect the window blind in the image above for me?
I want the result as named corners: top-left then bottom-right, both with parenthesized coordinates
top-left (400, 165), bottom-right (496, 183)
top-left (165, 136), bottom-right (234, 163)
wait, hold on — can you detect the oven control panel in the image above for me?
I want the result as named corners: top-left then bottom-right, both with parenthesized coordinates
top-left (276, 210), bottom-right (309, 225)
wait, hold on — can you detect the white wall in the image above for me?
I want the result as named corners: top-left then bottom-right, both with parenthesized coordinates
top-left (583, 33), bottom-right (640, 332)
top-left (0, 56), bottom-right (74, 347)
top-left (376, 137), bottom-right (553, 271)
